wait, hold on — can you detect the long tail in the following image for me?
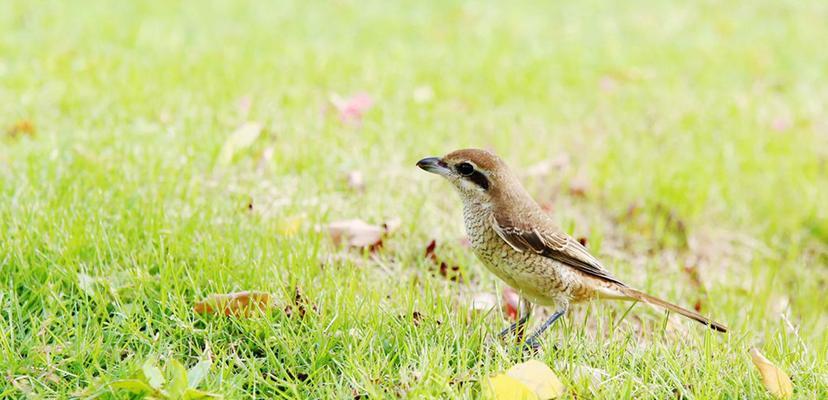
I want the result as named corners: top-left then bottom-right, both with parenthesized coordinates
top-left (619, 287), bottom-right (728, 333)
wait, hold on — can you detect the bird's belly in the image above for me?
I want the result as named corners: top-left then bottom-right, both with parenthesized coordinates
top-left (469, 227), bottom-right (590, 306)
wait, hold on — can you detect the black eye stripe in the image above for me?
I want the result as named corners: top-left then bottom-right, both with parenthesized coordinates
top-left (466, 170), bottom-right (490, 190)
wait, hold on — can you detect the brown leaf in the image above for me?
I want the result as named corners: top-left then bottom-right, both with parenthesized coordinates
top-left (328, 219), bottom-right (384, 248)
top-left (7, 120), bottom-right (36, 139)
top-left (425, 239), bottom-right (437, 259)
top-left (424, 239), bottom-right (464, 282)
top-left (438, 262), bottom-right (463, 283)
top-left (577, 237), bottom-right (588, 247)
top-left (402, 311), bottom-right (440, 327)
top-left (193, 291), bottom-right (274, 316)
top-left (284, 286), bottom-right (318, 318)
top-left (749, 348), bottom-right (793, 399)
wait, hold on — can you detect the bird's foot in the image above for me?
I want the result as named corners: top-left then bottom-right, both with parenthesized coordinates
top-left (522, 337), bottom-right (542, 353)
top-left (498, 314), bottom-right (530, 341)
top-left (517, 309), bottom-right (566, 353)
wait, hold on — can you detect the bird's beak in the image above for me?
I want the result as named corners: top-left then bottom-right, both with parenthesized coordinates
top-left (416, 157), bottom-right (450, 175)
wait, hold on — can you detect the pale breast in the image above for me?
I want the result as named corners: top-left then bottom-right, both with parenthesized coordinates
top-left (461, 202), bottom-right (595, 306)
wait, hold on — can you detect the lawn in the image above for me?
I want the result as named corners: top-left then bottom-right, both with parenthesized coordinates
top-left (2, 0), bottom-right (827, 398)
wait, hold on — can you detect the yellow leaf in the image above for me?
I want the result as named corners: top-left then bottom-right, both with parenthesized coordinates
top-left (749, 348), bottom-right (793, 399)
top-left (484, 374), bottom-right (539, 400)
top-left (218, 122), bottom-right (263, 165)
top-left (506, 360), bottom-right (565, 400)
top-left (277, 215), bottom-right (304, 236)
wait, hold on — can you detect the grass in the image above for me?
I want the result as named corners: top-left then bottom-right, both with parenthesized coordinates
top-left (2, 0), bottom-right (827, 398)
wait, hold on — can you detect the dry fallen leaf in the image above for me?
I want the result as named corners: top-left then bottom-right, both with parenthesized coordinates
top-left (485, 360), bottom-right (564, 400)
top-left (330, 92), bottom-right (373, 123)
top-left (193, 291), bottom-right (273, 316)
top-left (329, 219), bottom-right (395, 249)
top-left (6, 120), bottom-right (36, 139)
top-left (218, 122), bottom-right (263, 165)
top-left (424, 239), bottom-right (463, 282)
top-left (283, 286), bottom-right (317, 318)
top-left (749, 347), bottom-right (793, 399)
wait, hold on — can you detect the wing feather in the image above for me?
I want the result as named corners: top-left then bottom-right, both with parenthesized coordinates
top-left (493, 215), bottom-right (627, 287)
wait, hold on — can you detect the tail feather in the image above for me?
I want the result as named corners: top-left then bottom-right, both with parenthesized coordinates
top-left (620, 287), bottom-right (728, 333)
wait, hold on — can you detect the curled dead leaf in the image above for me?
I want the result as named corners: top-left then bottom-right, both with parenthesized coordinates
top-left (328, 219), bottom-right (384, 248)
top-left (328, 218), bottom-right (400, 250)
top-left (193, 291), bottom-right (273, 316)
top-left (749, 347), bottom-right (793, 399)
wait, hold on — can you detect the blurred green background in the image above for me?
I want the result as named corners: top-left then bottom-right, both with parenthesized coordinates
top-left (1, 0), bottom-right (826, 398)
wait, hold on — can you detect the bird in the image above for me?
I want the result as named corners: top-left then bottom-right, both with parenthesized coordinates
top-left (416, 148), bottom-right (727, 348)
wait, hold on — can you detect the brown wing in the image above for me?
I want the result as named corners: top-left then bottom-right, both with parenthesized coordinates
top-left (493, 215), bottom-right (627, 287)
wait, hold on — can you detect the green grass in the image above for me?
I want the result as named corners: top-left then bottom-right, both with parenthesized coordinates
top-left (2, 0), bottom-right (827, 398)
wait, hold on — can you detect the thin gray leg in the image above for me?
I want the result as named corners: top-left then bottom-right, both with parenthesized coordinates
top-left (498, 297), bottom-right (533, 339)
top-left (524, 309), bottom-right (565, 350)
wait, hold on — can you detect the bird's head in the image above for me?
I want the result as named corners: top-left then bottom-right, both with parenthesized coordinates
top-left (417, 148), bottom-right (519, 205)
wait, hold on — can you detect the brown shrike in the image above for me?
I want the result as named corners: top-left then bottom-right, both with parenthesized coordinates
top-left (417, 148), bottom-right (726, 348)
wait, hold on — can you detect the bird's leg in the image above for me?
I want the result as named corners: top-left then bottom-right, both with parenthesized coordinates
top-left (498, 297), bottom-right (533, 340)
top-left (524, 308), bottom-right (566, 350)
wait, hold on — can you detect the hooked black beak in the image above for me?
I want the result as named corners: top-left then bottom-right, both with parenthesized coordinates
top-left (416, 157), bottom-right (450, 175)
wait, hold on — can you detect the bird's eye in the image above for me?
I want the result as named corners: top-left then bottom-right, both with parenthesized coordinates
top-left (456, 162), bottom-right (474, 176)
